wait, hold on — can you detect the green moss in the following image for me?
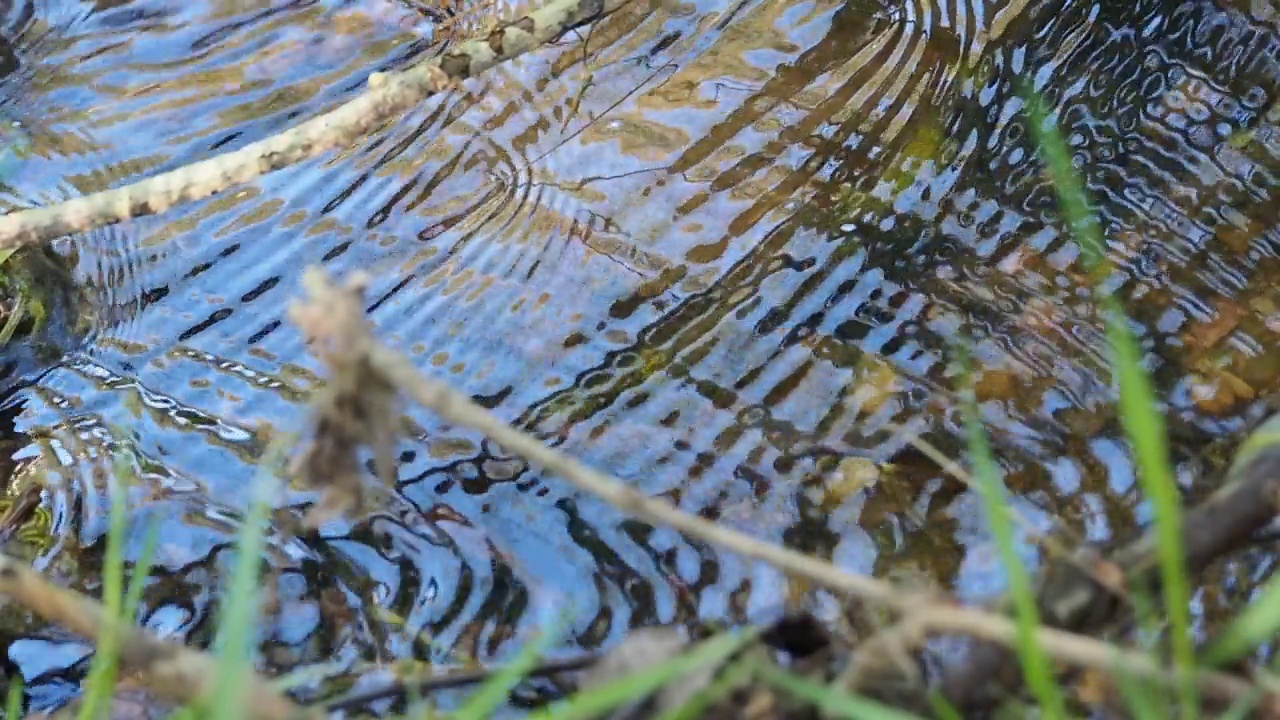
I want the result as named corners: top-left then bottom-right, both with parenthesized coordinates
top-left (0, 245), bottom-right (79, 347)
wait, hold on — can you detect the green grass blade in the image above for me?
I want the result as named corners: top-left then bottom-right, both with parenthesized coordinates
top-left (453, 625), bottom-right (562, 720)
top-left (5, 678), bottom-right (22, 719)
top-left (208, 450), bottom-right (281, 720)
top-left (925, 692), bottom-right (963, 720)
top-left (123, 518), bottom-right (160, 622)
top-left (1113, 665), bottom-right (1169, 720)
top-left (408, 662), bottom-right (433, 720)
top-left (529, 630), bottom-right (756, 720)
top-left (1018, 87), bottom-right (1105, 272)
top-left (268, 659), bottom-right (349, 692)
top-left (78, 458), bottom-right (135, 720)
top-left (1203, 572), bottom-right (1280, 666)
top-left (0, 298), bottom-right (24, 348)
top-left (959, 356), bottom-right (1067, 720)
top-left (752, 659), bottom-right (925, 720)
top-left (1021, 83), bottom-right (1197, 719)
top-left (78, 516), bottom-right (161, 720)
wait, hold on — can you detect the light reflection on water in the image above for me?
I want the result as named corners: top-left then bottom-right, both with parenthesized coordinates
top-left (0, 0), bottom-right (1273, 711)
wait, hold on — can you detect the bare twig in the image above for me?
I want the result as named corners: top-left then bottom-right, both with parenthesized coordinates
top-left (0, 0), bottom-right (633, 248)
top-left (289, 266), bottom-right (1280, 714)
top-left (289, 270), bottom-right (402, 526)
top-left (0, 555), bottom-right (321, 720)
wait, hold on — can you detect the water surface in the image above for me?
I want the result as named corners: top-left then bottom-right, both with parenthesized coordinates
top-left (0, 0), bottom-right (1276, 712)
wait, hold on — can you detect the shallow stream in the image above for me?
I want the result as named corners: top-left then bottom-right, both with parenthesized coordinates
top-left (0, 0), bottom-right (1276, 713)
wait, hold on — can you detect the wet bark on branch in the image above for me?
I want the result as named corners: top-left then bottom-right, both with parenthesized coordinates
top-left (0, 0), bottom-right (634, 249)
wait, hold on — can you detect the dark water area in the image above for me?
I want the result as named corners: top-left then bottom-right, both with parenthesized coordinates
top-left (0, 0), bottom-right (1274, 713)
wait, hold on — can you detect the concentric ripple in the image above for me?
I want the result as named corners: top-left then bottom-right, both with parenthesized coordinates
top-left (0, 0), bottom-right (1275, 713)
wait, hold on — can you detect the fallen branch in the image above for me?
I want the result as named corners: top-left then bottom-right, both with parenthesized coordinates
top-left (290, 266), bottom-right (1280, 714)
top-left (0, 0), bottom-right (632, 248)
top-left (0, 555), bottom-right (321, 720)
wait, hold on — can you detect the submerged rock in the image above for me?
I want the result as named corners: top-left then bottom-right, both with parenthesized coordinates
top-left (0, 243), bottom-right (86, 392)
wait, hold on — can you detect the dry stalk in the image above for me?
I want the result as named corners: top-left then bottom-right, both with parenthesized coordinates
top-left (0, 555), bottom-right (320, 720)
top-left (289, 269), bottom-right (401, 526)
top-left (0, 0), bottom-right (633, 248)
top-left (286, 266), bottom-right (1280, 713)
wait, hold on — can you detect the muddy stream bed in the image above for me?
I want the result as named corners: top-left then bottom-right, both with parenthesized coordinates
top-left (0, 0), bottom-right (1274, 714)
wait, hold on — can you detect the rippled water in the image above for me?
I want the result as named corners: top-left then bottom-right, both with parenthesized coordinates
top-left (0, 0), bottom-right (1276, 712)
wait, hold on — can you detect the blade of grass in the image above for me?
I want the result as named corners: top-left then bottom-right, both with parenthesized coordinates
top-left (268, 660), bottom-right (350, 692)
top-left (1217, 690), bottom-right (1262, 720)
top-left (76, 518), bottom-right (160, 719)
top-left (409, 664), bottom-right (439, 720)
top-left (1202, 571), bottom-right (1280, 667)
top-left (411, 700), bottom-right (439, 720)
top-left (1114, 664), bottom-right (1170, 720)
top-left (123, 519), bottom-right (160, 622)
top-left (1213, 628), bottom-right (1280, 720)
top-left (753, 658), bottom-right (925, 720)
top-left (452, 624), bottom-right (563, 720)
top-left (208, 445), bottom-right (284, 720)
top-left (529, 630), bottom-right (756, 720)
top-left (1021, 83), bottom-right (1196, 720)
top-left (77, 457), bottom-right (135, 720)
top-left (925, 691), bottom-right (963, 720)
top-left (5, 678), bottom-right (21, 719)
top-left (959, 351), bottom-right (1067, 720)
top-left (1129, 574), bottom-right (1163, 651)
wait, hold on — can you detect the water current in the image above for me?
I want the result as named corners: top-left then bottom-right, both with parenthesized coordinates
top-left (0, 0), bottom-right (1275, 712)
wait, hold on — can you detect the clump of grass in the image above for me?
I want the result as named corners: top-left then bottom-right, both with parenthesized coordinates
top-left (531, 629), bottom-right (756, 720)
top-left (77, 456), bottom-right (159, 720)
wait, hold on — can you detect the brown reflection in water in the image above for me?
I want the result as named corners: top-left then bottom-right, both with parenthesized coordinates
top-left (0, 0), bottom-right (1276, 711)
